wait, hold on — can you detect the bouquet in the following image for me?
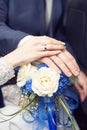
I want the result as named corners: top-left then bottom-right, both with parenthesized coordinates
top-left (0, 62), bottom-right (79, 130)
top-left (16, 62), bottom-right (78, 130)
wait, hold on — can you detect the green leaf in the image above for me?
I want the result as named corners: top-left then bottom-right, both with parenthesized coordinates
top-left (58, 97), bottom-right (76, 130)
top-left (69, 75), bottom-right (78, 84)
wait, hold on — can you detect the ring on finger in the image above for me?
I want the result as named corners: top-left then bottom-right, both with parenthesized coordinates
top-left (42, 44), bottom-right (47, 51)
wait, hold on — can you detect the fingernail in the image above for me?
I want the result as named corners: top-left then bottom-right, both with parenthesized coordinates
top-left (61, 42), bottom-right (66, 45)
top-left (67, 72), bottom-right (72, 77)
top-left (57, 50), bottom-right (62, 53)
top-left (74, 72), bottom-right (79, 76)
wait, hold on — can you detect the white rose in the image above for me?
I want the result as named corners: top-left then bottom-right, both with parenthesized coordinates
top-left (17, 63), bottom-right (37, 87)
top-left (31, 67), bottom-right (60, 97)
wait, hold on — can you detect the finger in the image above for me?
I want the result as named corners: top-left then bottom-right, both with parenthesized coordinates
top-left (39, 43), bottom-right (65, 52)
top-left (58, 51), bottom-right (80, 76)
top-left (81, 84), bottom-right (87, 97)
top-left (45, 44), bottom-right (66, 51)
top-left (41, 36), bottom-right (65, 45)
top-left (41, 50), bottom-right (62, 57)
top-left (75, 83), bottom-right (86, 102)
top-left (63, 50), bottom-right (80, 71)
top-left (50, 55), bottom-right (72, 77)
top-left (39, 57), bottom-right (61, 73)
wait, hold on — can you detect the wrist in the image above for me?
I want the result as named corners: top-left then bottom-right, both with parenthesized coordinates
top-left (2, 49), bottom-right (22, 67)
top-left (0, 58), bottom-right (15, 85)
top-left (18, 35), bottom-right (33, 47)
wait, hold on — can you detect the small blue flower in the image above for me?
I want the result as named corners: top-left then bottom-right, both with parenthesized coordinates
top-left (25, 79), bottom-right (33, 92)
top-left (14, 66), bottom-right (20, 72)
top-left (37, 63), bottom-right (48, 70)
top-left (55, 73), bottom-right (70, 95)
top-left (21, 79), bottom-right (33, 93)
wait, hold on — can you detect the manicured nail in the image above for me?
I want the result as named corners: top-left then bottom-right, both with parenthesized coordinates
top-left (74, 71), bottom-right (80, 76)
top-left (62, 42), bottom-right (66, 45)
top-left (57, 50), bottom-right (62, 53)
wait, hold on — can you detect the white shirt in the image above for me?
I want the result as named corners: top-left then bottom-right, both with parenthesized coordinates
top-left (45, 0), bottom-right (53, 29)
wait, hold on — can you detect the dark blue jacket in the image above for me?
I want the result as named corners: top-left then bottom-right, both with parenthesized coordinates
top-left (0, 0), bottom-right (68, 55)
top-left (66, 0), bottom-right (87, 74)
top-left (66, 0), bottom-right (87, 115)
top-left (0, 0), bottom-right (75, 107)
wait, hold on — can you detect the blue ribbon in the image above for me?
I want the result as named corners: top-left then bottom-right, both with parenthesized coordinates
top-left (22, 90), bottom-right (79, 130)
top-left (22, 96), bottom-right (57, 130)
top-left (39, 97), bottom-right (57, 130)
top-left (63, 89), bottom-right (79, 111)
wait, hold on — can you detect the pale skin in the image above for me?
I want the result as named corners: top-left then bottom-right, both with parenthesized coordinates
top-left (18, 35), bottom-right (80, 77)
top-left (75, 71), bottom-right (87, 102)
top-left (40, 49), bottom-right (80, 77)
top-left (2, 36), bottom-right (65, 67)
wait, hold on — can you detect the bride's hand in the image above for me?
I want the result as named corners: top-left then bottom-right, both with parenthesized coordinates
top-left (17, 35), bottom-right (65, 64)
top-left (2, 36), bottom-right (65, 67)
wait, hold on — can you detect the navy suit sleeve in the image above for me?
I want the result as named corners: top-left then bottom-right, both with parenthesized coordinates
top-left (0, 0), bottom-right (28, 56)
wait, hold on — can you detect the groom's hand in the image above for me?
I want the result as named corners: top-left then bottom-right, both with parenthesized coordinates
top-left (40, 49), bottom-right (80, 77)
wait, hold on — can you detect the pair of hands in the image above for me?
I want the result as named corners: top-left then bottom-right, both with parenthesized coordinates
top-left (18, 35), bottom-right (80, 77)
top-left (3, 35), bottom-right (86, 102)
top-left (19, 35), bottom-right (87, 100)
